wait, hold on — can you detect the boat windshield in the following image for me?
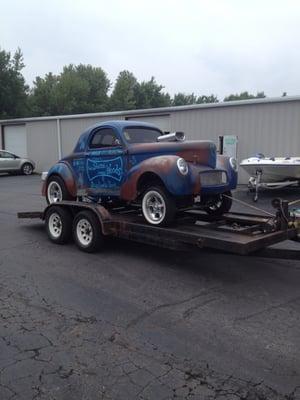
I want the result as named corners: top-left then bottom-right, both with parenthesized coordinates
top-left (123, 127), bottom-right (162, 144)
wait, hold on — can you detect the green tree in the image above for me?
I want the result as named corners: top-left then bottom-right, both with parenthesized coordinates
top-left (172, 93), bottom-right (197, 106)
top-left (172, 93), bottom-right (218, 106)
top-left (28, 73), bottom-right (59, 116)
top-left (110, 70), bottom-right (138, 111)
top-left (196, 94), bottom-right (218, 104)
top-left (134, 77), bottom-right (171, 109)
top-left (30, 64), bottom-right (110, 116)
top-left (224, 91), bottom-right (266, 102)
top-left (0, 47), bottom-right (28, 118)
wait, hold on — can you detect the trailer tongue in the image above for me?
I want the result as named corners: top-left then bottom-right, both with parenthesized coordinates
top-left (18, 198), bottom-right (300, 256)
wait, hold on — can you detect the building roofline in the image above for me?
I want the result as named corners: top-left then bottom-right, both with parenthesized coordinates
top-left (1, 95), bottom-right (300, 124)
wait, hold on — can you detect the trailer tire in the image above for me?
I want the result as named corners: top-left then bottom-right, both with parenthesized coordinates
top-left (73, 210), bottom-right (103, 253)
top-left (45, 206), bottom-right (73, 244)
top-left (142, 186), bottom-right (176, 226)
top-left (204, 191), bottom-right (232, 216)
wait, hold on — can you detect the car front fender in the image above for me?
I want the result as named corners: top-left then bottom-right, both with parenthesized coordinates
top-left (216, 155), bottom-right (238, 189)
top-left (43, 162), bottom-right (77, 197)
top-left (120, 155), bottom-right (200, 201)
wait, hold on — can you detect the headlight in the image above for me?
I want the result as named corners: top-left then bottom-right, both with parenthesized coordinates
top-left (229, 157), bottom-right (238, 172)
top-left (177, 158), bottom-right (188, 175)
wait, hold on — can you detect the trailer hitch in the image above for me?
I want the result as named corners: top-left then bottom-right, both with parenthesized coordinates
top-left (272, 198), bottom-right (293, 230)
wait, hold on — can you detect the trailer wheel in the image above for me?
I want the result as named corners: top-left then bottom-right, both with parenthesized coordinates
top-left (45, 206), bottom-right (72, 244)
top-left (142, 186), bottom-right (176, 226)
top-left (73, 211), bottom-right (103, 253)
top-left (204, 191), bottom-right (232, 216)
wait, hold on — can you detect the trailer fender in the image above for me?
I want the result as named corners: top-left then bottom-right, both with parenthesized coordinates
top-left (42, 202), bottom-right (114, 236)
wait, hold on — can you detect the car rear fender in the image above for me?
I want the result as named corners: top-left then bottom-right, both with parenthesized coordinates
top-left (44, 162), bottom-right (77, 197)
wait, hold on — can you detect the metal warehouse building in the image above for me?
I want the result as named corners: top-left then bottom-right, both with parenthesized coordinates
top-left (1, 96), bottom-right (300, 183)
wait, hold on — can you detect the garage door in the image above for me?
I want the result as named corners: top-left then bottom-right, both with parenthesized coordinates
top-left (126, 115), bottom-right (170, 132)
top-left (4, 125), bottom-right (27, 158)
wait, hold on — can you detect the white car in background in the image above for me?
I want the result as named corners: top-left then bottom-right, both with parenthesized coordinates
top-left (0, 150), bottom-right (35, 175)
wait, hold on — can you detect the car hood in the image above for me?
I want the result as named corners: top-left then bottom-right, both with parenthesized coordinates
top-left (127, 140), bottom-right (216, 168)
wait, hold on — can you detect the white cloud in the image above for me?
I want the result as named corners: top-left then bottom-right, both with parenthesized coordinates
top-left (1, 0), bottom-right (300, 98)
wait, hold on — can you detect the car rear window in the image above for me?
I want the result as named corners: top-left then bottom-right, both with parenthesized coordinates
top-left (123, 127), bottom-right (162, 144)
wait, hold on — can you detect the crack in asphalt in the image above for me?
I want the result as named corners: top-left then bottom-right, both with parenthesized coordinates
top-left (234, 296), bottom-right (300, 323)
top-left (126, 286), bottom-right (221, 329)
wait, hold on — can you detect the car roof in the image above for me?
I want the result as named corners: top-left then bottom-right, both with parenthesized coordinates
top-left (84, 120), bottom-right (160, 134)
top-left (72, 120), bottom-right (162, 154)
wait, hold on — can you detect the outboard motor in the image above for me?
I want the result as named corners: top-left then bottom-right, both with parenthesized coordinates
top-left (157, 131), bottom-right (185, 142)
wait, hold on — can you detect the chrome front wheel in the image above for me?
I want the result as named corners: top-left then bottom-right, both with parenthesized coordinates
top-left (142, 190), bottom-right (166, 225)
top-left (141, 186), bottom-right (175, 226)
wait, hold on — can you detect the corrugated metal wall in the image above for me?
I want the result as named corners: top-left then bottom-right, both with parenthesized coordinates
top-left (126, 114), bottom-right (171, 132)
top-left (170, 102), bottom-right (300, 183)
top-left (1, 100), bottom-right (300, 183)
top-left (26, 120), bottom-right (59, 172)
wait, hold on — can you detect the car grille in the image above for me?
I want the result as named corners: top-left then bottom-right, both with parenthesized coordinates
top-left (200, 171), bottom-right (227, 186)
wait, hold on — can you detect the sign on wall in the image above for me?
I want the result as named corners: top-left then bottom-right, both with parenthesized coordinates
top-left (219, 135), bottom-right (238, 159)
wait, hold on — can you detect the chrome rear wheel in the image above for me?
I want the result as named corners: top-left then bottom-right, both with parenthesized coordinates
top-left (47, 181), bottom-right (63, 203)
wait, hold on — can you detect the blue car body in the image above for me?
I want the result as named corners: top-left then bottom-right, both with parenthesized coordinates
top-left (43, 120), bottom-right (237, 204)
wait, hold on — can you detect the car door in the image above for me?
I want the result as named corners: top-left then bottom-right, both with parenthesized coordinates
top-left (0, 151), bottom-right (20, 171)
top-left (84, 127), bottom-right (128, 197)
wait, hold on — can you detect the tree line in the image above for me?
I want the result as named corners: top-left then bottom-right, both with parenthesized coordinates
top-left (1, 47), bottom-right (279, 119)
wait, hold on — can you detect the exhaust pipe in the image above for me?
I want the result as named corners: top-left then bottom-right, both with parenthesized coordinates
top-left (157, 131), bottom-right (185, 142)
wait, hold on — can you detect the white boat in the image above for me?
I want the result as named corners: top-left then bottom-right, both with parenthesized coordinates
top-left (240, 154), bottom-right (300, 201)
top-left (240, 155), bottom-right (300, 182)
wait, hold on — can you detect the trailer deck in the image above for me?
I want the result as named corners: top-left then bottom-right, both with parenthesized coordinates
top-left (18, 199), bottom-right (300, 255)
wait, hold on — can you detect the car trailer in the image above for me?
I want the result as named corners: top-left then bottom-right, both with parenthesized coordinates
top-left (18, 198), bottom-right (300, 256)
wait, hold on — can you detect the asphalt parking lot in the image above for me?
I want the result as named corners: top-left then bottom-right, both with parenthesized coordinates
top-left (0, 174), bottom-right (299, 400)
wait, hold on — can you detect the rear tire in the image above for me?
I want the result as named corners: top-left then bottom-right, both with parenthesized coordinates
top-left (22, 163), bottom-right (34, 175)
top-left (141, 186), bottom-right (176, 226)
top-left (46, 175), bottom-right (73, 204)
top-left (45, 206), bottom-right (73, 244)
top-left (73, 210), bottom-right (103, 253)
top-left (204, 191), bottom-right (232, 216)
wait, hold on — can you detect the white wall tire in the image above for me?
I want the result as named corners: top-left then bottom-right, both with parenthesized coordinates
top-left (45, 206), bottom-right (72, 244)
top-left (46, 176), bottom-right (73, 204)
top-left (142, 186), bottom-right (175, 226)
top-left (73, 211), bottom-right (103, 253)
top-left (47, 181), bottom-right (63, 203)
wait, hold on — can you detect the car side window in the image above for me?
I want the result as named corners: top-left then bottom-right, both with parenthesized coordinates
top-left (90, 128), bottom-right (121, 149)
top-left (0, 151), bottom-right (14, 159)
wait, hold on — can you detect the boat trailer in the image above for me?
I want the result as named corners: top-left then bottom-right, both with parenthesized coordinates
top-left (18, 197), bottom-right (300, 256)
top-left (248, 170), bottom-right (300, 202)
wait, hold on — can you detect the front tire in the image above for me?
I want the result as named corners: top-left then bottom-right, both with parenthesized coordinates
top-left (22, 163), bottom-right (34, 175)
top-left (46, 176), bottom-right (73, 204)
top-left (73, 211), bottom-right (103, 253)
top-left (45, 206), bottom-right (72, 244)
top-left (141, 186), bottom-right (176, 226)
top-left (204, 191), bottom-right (232, 216)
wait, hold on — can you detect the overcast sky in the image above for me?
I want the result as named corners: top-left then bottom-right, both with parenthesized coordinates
top-left (1, 0), bottom-right (300, 99)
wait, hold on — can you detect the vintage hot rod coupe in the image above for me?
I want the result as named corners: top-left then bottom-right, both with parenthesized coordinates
top-left (42, 121), bottom-right (238, 225)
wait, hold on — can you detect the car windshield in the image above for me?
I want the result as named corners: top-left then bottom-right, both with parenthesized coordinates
top-left (123, 127), bottom-right (162, 144)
